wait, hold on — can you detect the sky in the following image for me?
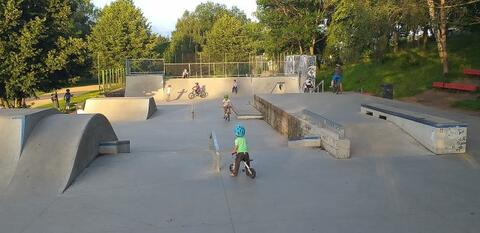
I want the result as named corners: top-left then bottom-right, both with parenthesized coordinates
top-left (92, 0), bottom-right (257, 37)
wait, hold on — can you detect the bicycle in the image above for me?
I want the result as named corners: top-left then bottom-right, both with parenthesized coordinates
top-left (188, 86), bottom-right (208, 99)
top-left (229, 153), bottom-right (256, 179)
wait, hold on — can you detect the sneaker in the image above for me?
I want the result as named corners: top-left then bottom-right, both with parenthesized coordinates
top-left (230, 173), bottom-right (236, 177)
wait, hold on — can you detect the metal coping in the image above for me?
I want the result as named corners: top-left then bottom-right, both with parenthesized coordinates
top-left (99, 140), bottom-right (130, 146)
top-left (361, 104), bottom-right (468, 128)
top-left (209, 132), bottom-right (220, 153)
top-left (297, 109), bottom-right (345, 139)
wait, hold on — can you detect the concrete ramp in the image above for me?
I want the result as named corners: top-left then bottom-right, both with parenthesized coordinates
top-left (125, 74), bottom-right (164, 100)
top-left (0, 109), bottom-right (58, 192)
top-left (232, 98), bottom-right (263, 120)
top-left (4, 114), bottom-right (118, 195)
top-left (83, 97), bottom-right (157, 121)
top-left (346, 122), bottom-right (431, 157)
top-left (158, 76), bottom-right (300, 102)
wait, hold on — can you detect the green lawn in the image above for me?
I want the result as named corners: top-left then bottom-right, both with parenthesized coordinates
top-left (317, 32), bottom-right (480, 98)
top-left (452, 99), bottom-right (480, 111)
top-left (34, 90), bottom-right (103, 112)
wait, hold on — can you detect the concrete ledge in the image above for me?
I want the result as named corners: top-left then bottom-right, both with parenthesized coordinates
top-left (99, 140), bottom-right (131, 154)
top-left (317, 128), bottom-right (351, 159)
top-left (288, 137), bottom-right (321, 148)
top-left (361, 103), bottom-right (467, 154)
top-left (254, 95), bottom-right (351, 159)
top-left (83, 97), bottom-right (157, 121)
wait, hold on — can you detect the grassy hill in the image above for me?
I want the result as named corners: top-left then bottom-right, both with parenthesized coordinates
top-left (317, 31), bottom-right (480, 98)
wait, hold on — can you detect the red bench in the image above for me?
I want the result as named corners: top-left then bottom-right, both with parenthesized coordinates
top-left (464, 69), bottom-right (480, 76)
top-left (432, 82), bottom-right (445, 88)
top-left (432, 82), bottom-right (477, 92)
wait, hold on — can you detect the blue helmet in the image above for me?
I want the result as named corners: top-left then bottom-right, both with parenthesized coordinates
top-left (234, 124), bottom-right (246, 137)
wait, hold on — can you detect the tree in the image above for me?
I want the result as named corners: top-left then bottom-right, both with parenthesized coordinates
top-left (88, 0), bottom-right (156, 70)
top-left (164, 2), bottom-right (248, 62)
top-left (0, 0), bottom-right (89, 107)
top-left (325, 0), bottom-right (395, 63)
top-left (426, 0), bottom-right (480, 76)
top-left (427, 0), bottom-right (449, 75)
top-left (202, 14), bottom-right (254, 62)
top-left (154, 35), bottom-right (170, 58)
top-left (256, 0), bottom-right (334, 55)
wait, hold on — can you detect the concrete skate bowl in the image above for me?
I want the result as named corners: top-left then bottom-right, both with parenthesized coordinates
top-left (2, 113), bottom-right (118, 196)
top-left (150, 76), bottom-right (300, 102)
top-left (83, 97), bottom-right (157, 121)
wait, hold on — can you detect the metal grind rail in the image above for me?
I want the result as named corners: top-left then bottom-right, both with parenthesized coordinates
top-left (209, 131), bottom-right (221, 173)
top-left (297, 109), bottom-right (345, 139)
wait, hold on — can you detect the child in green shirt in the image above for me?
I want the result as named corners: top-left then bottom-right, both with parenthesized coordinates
top-left (231, 124), bottom-right (250, 177)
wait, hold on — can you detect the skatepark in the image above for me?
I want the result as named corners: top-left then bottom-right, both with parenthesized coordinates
top-left (1, 75), bottom-right (480, 233)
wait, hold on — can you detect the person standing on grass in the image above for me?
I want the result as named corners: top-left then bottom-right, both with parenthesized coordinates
top-left (232, 79), bottom-right (238, 94)
top-left (166, 85), bottom-right (172, 102)
top-left (54, 91), bottom-right (60, 109)
top-left (64, 89), bottom-right (73, 111)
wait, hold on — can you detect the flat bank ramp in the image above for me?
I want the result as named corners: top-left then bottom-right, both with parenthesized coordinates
top-left (125, 74), bottom-right (164, 99)
top-left (4, 114), bottom-right (118, 196)
top-left (346, 122), bottom-right (432, 157)
top-left (232, 99), bottom-right (263, 120)
top-left (83, 97), bottom-right (157, 121)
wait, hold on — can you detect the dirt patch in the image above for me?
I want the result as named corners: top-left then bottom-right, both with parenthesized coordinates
top-left (401, 89), bottom-right (480, 117)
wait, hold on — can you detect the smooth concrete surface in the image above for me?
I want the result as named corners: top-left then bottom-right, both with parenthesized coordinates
top-left (232, 98), bottom-right (263, 119)
top-left (159, 76), bottom-right (300, 102)
top-left (0, 108), bottom-right (59, 192)
top-left (3, 114), bottom-right (118, 195)
top-left (125, 74), bottom-right (164, 100)
top-left (1, 95), bottom-right (480, 233)
top-left (255, 95), bottom-right (351, 158)
top-left (287, 137), bottom-right (321, 148)
top-left (361, 103), bottom-right (467, 154)
top-left (83, 97), bottom-right (157, 121)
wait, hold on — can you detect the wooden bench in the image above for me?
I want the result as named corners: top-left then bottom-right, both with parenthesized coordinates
top-left (432, 82), bottom-right (477, 92)
top-left (464, 69), bottom-right (480, 76)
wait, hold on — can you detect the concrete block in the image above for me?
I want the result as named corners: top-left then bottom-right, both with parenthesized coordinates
top-left (318, 128), bottom-right (351, 159)
top-left (361, 104), bottom-right (467, 154)
top-left (288, 137), bottom-right (321, 148)
top-left (99, 140), bottom-right (131, 155)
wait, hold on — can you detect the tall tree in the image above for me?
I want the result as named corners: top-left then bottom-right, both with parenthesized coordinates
top-left (154, 35), bottom-right (170, 58)
top-left (202, 14), bottom-right (255, 62)
top-left (256, 0), bottom-right (333, 55)
top-left (88, 0), bottom-right (156, 70)
top-left (0, 0), bottom-right (89, 107)
top-left (426, 0), bottom-right (480, 75)
top-left (427, 0), bottom-right (449, 75)
top-left (326, 0), bottom-right (396, 63)
top-left (164, 2), bottom-right (248, 62)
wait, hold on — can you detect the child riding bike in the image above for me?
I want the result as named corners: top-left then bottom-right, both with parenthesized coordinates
top-left (331, 73), bottom-right (343, 94)
top-left (222, 94), bottom-right (232, 117)
top-left (193, 82), bottom-right (201, 95)
top-left (230, 124), bottom-right (251, 177)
